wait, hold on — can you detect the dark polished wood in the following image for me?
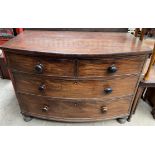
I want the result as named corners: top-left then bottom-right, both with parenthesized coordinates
top-left (13, 73), bottom-right (138, 99)
top-left (1, 31), bottom-right (151, 57)
top-left (7, 52), bottom-right (145, 78)
top-left (18, 93), bottom-right (132, 122)
top-left (7, 52), bottom-right (74, 77)
top-left (0, 30), bottom-right (151, 123)
top-left (78, 56), bottom-right (145, 77)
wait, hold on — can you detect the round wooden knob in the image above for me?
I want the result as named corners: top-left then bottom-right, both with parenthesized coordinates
top-left (101, 106), bottom-right (108, 113)
top-left (42, 105), bottom-right (49, 112)
top-left (74, 81), bottom-right (78, 85)
top-left (104, 87), bottom-right (112, 94)
top-left (108, 65), bottom-right (117, 73)
top-left (35, 64), bottom-right (44, 73)
top-left (38, 84), bottom-right (46, 91)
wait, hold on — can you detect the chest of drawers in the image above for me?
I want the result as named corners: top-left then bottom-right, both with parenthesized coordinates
top-left (0, 30), bottom-right (151, 123)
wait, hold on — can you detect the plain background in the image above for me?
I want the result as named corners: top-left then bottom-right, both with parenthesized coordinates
top-left (0, 0), bottom-right (155, 155)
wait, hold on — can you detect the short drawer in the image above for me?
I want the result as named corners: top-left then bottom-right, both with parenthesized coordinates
top-left (78, 56), bottom-right (145, 77)
top-left (19, 93), bottom-right (132, 121)
top-left (7, 52), bottom-right (74, 77)
top-left (14, 73), bottom-right (138, 99)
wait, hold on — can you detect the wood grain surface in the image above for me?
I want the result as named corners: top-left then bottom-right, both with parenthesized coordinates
top-left (0, 31), bottom-right (152, 57)
top-left (19, 93), bottom-right (132, 122)
top-left (1, 30), bottom-right (151, 122)
top-left (14, 72), bottom-right (138, 99)
top-left (7, 52), bottom-right (74, 77)
top-left (7, 52), bottom-right (145, 78)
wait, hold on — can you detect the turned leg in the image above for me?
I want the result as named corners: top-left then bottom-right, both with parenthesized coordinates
top-left (22, 114), bottom-right (33, 122)
top-left (117, 117), bottom-right (127, 124)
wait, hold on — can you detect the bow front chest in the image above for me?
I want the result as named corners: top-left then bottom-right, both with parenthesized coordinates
top-left (1, 31), bottom-right (151, 123)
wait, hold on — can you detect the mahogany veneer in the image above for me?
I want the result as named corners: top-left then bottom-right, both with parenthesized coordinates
top-left (0, 30), bottom-right (152, 123)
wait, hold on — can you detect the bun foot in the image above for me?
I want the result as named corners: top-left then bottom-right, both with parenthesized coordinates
top-left (22, 115), bottom-right (33, 122)
top-left (117, 117), bottom-right (127, 124)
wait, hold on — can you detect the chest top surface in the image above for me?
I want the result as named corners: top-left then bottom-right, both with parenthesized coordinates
top-left (0, 30), bottom-right (152, 57)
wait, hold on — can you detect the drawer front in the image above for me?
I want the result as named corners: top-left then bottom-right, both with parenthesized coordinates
top-left (19, 93), bottom-right (131, 121)
top-left (79, 56), bottom-right (145, 77)
top-left (14, 73), bottom-right (138, 99)
top-left (7, 52), bottom-right (74, 77)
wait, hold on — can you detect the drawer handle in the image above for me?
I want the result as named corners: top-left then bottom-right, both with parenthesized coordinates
top-left (35, 64), bottom-right (44, 74)
top-left (42, 105), bottom-right (49, 112)
top-left (101, 106), bottom-right (108, 113)
top-left (104, 87), bottom-right (113, 94)
top-left (108, 65), bottom-right (117, 73)
top-left (38, 84), bottom-right (46, 91)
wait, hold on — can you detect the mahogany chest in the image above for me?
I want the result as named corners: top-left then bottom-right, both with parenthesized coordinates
top-left (0, 30), bottom-right (151, 123)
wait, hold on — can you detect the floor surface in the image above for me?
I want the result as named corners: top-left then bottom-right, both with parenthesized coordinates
top-left (0, 78), bottom-right (155, 126)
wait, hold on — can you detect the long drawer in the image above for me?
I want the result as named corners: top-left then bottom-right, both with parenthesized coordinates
top-left (19, 93), bottom-right (132, 121)
top-left (14, 73), bottom-right (138, 99)
top-left (7, 52), bottom-right (145, 78)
